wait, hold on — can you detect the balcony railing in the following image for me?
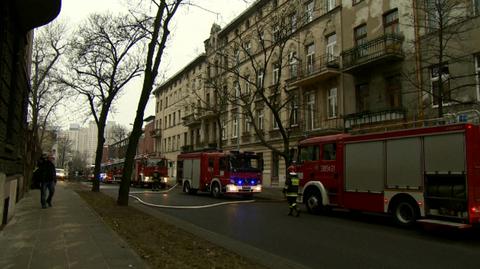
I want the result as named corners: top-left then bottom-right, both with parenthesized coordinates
top-left (344, 108), bottom-right (406, 130)
top-left (342, 34), bottom-right (404, 71)
top-left (289, 54), bottom-right (340, 86)
top-left (182, 113), bottom-right (201, 126)
top-left (150, 128), bottom-right (162, 138)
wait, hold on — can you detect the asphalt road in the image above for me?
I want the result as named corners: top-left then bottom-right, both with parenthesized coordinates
top-left (98, 183), bottom-right (480, 269)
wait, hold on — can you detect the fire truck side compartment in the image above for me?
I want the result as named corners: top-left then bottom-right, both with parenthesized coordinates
top-left (386, 137), bottom-right (422, 189)
top-left (345, 141), bottom-right (384, 193)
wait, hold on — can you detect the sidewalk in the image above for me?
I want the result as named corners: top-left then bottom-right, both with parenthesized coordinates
top-left (0, 182), bottom-right (148, 269)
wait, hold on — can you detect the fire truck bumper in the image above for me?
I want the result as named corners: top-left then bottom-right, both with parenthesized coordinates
top-left (226, 184), bottom-right (262, 193)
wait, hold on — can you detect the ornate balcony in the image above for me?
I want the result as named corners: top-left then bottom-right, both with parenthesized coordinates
top-left (288, 54), bottom-right (340, 87)
top-left (182, 113), bottom-right (201, 127)
top-left (150, 128), bottom-right (162, 138)
top-left (344, 108), bottom-right (406, 130)
top-left (197, 110), bottom-right (216, 120)
top-left (342, 34), bottom-right (404, 73)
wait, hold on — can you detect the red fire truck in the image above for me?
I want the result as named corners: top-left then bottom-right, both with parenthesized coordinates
top-left (291, 123), bottom-right (480, 228)
top-left (101, 159), bottom-right (124, 183)
top-left (177, 150), bottom-right (263, 197)
top-left (132, 157), bottom-right (169, 188)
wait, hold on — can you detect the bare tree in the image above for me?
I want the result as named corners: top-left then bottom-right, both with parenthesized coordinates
top-left (56, 134), bottom-right (73, 169)
top-left (118, 0), bottom-right (184, 206)
top-left (63, 13), bottom-right (147, 192)
top-left (110, 124), bottom-right (130, 144)
top-left (200, 2), bottom-right (303, 174)
top-left (408, 0), bottom-right (479, 118)
top-left (27, 21), bottom-right (67, 189)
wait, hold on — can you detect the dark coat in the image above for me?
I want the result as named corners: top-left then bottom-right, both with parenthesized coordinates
top-left (38, 159), bottom-right (56, 182)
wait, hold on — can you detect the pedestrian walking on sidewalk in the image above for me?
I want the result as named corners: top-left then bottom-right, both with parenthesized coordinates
top-left (38, 153), bottom-right (57, 208)
top-left (283, 171), bottom-right (300, 217)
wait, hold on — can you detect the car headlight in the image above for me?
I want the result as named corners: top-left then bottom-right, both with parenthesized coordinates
top-left (161, 177), bottom-right (168, 183)
top-left (144, 176), bottom-right (151, 182)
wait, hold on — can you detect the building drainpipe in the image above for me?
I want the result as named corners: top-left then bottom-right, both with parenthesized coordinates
top-left (413, 0), bottom-right (424, 120)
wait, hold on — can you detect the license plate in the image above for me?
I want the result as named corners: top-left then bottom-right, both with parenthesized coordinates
top-left (242, 186), bottom-right (251, 191)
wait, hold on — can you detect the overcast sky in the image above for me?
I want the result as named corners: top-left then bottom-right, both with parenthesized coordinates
top-left (55, 0), bottom-right (251, 129)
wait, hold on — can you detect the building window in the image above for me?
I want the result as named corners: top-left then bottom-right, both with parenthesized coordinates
top-left (326, 0), bottom-right (336, 12)
top-left (356, 83), bottom-right (369, 112)
top-left (245, 114), bottom-right (252, 133)
top-left (327, 87), bottom-right (337, 119)
top-left (257, 69), bottom-right (264, 88)
top-left (383, 9), bottom-right (399, 34)
top-left (232, 115), bottom-right (239, 138)
top-left (305, 1), bottom-right (314, 23)
top-left (290, 94), bottom-right (299, 126)
top-left (326, 33), bottom-right (336, 62)
top-left (289, 13), bottom-right (297, 33)
top-left (244, 41), bottom-right (251, 54)
top-left (173, 112), bottom-right (176, 126)
top-left (272, 62), bottom-right (280, 85)
top-left (306, 93), bottom-right (315, 130)
top-left (273, 25), bottom-right (281, 42)
top-left (354, 24), bottom-right (367, 56)
top-left (222, 118), bottom-right (227, 140)
top-left (272, 113), bottom-right (279, 129)
top-left (257, 109), bottom-right (264, 130)
top-left (386, 75), bottom-right (402, 107)
top-left (476, 54), bottom-right (480, 100)
top-left (306, 43), bottom-right (315, 74)
top-left (475, 0), bottom-right (480, 15)
top-left (234, 81), bottom-right (240, 98)
top-left (289, 52), bottom-right (298, 79)
top-left (430, 64), bottom-right (451, 106)
top-left (234, 48), bottom-right (240, 66)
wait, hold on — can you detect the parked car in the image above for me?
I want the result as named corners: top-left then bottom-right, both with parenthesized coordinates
top-left (56, 168), bottom-right (66, 181)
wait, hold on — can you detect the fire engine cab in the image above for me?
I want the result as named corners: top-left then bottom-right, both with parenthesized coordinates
top-left (292, 123), bottom-right (480, 228)
top-left (177, 150), bottom-right (263, 197)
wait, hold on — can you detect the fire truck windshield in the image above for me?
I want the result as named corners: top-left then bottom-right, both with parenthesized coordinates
top-left (229, 155), bottom-right (262, 172)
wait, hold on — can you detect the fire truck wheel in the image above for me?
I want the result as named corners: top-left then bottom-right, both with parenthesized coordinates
top-left (211, 182), bottom-right (221, 198)
top-left (305, 189), bottom-right (323, 214)
top-left (393, 199), bottom-right (419, 227)
top-left (183, 181), bottom-right (196, 194)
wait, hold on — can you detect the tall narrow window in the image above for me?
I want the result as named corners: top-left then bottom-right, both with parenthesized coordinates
top-left (326, 0), bottom-right (336, 12)
top-left (431, 64), bottom-right (451, 106)
top-left (386, 75), bottom-right (402, 107)
top-left (273, 25), bottom-right (280, 42)
top-left (290, 94), bottom-right (299, 126)
top-left (475, 0), bottom-right (480, 16)
top-left (306, 43), bottom-right (315, 74)
top-left (272, 62), bottom-right (280, 85)
top-left (257, 69), bottom-right (264, 88)
top-left (257, 109), bottom-right (264, 130)
top-left (306, 93), bottom-right (315, 130)
top-left (289, 13), bottom-right (297, 33)
top-left (244, 41), bottom-right (251, 54)
top-left (232, 115), bottom-right (239, 138)
top-left (326, 33), bottom-right (336, 62)
top-left (476, 54), bottom-right (480, 101)
top-left (244, 75), bottom-right (250, 93)
top-left (222, 118), bottom-right (227, 139)
top-left (383, 9), bottom-right (399, 34)
top-left (289, 52), bottom-right (298, 78)
top-left (305, 1), bottom-right (314, 23)
top-left (327, 88), bottom-right (337, 119)
top-left (245, 113), bottom-right (252, 133)
top-left (354, 24), bottom-right (367, 57)
top-left (356, 83), bottom-right (369, 112)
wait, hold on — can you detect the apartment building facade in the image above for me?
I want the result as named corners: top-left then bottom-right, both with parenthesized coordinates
top-left (154, 0), bottom-right (480, 186)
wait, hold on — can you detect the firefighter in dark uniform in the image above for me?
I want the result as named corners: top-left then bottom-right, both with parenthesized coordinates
top-left (152, 170), bottom-right (160, 191)
top-left (284, 171), bottom-right (300, 216)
